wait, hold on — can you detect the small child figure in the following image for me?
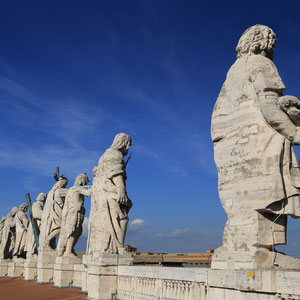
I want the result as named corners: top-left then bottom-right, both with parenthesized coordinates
top-left (279, 95), bottom-right (300, 126)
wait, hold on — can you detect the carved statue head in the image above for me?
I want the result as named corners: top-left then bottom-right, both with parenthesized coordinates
top-left (53, 176), bottom-right (68, 191)
top-left (111, 133), bottom-right (132, 155)
top-left (8, 206), bottom-right (19, 217)
top-left (36, 193), bottom-right (47, 203)
top-left (75, 173), bottom-right (89, 186)
top-left (19, 203), bottom-right (28, 212)
top-left (236, 24), bottom-right (276, 60)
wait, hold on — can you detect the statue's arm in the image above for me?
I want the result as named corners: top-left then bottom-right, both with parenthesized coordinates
top-left (80, 187), bottom-right (92, 198)
top-left (111, 174), bottom-right (127, 205)
top-left (258, 91), bottom-right (300, 145)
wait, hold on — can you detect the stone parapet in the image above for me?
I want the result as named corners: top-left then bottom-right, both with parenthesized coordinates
top-left (37, 250), bottom-right (56, 283)
top-left (7, 258), bottom-right (25, 277)
top-left (86, 253), bottom-right (133, 300)
top-left (24, 256), bottom-right (38, 280)
top-left (53, 256), bottom-right (82, 288)
top-left (0, 259), bottom-right (11, 277)
top-left (117, 266), bottom-right (300, 300)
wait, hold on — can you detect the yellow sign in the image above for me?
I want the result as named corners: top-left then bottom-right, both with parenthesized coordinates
top-left (247, 271), bottom-right (254, 278)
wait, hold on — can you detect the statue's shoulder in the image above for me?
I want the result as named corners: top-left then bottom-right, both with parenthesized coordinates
top-left (32, 202), bottom-right (39, 209)
top-left (102, 148), bottom-right (123, 161)
top-left (246, 54), bottom-right (276, 71)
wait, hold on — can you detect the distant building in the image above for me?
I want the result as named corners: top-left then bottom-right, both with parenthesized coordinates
top-left (125, 245), bottom-right (213, 268)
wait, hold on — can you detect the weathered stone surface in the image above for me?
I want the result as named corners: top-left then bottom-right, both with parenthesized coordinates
top-left (0, 207), bottom-right (18, 259)
top-left (87, 133), bottom-right (132, 257)
top-left (211, 24), bottom-right (300, 269)
top-left (81, 254), bottom-right (92, 293)
top-left (24, 255), bottom-right (38, 280)
top-left (7, 257), bottom-right (25, 277)
top-left (39, 174), bottom-right (68, 252)
top-left (116, 266), bottom-right (300, 299)
top-left (0, 259), bottom-right (10, 276)
top-left (13, 204), bottom-right (29, 259)
top-left (25, 193), bottom-right (46, 257)
top-left (37, 172), bottom-right (68, 283)
top-left (56, 174), bottom-right (90, 258)
top-left (37, 250), bottom-right (56, 283)
top-left (0, 217), bottom-right (6, 247)
top-left (53, 256), bottom-right (81, 287)
top-left (86, 252), bottom-right (132, 300)
top-left (72, 263), bottom-right (83, 288)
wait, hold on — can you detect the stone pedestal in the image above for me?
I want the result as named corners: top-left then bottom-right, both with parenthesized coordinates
top-left (82, 254), bottom-right (92, 293)
top-left (212, 246), bottom-right (300, 270)
top-left (37, 250), bottom-right (56, 283)
top-left (0, 259), bottom-right (11, 277)
top-left (86, 252), bottom-right (133, 300)
top-left (7, 258), bottom-right (25, 277)
top-left (53, 256), bottom-right (82, 287)
top-left (24, 255), bottom-right (38, 281)
top-left (73, 263), bottom-right (84, 288)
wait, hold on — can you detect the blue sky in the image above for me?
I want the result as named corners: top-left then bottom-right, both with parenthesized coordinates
top-left (0, 1), bottom-right (300, 256)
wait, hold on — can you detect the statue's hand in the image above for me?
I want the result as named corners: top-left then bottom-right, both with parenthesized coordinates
top-left (117, 188), bottom-right (127, 205)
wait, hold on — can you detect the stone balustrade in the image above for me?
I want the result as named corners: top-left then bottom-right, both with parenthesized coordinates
top-left (117, 266), bottom-right (207, 300)
top-left (116, 266), bottom-right (300, 300)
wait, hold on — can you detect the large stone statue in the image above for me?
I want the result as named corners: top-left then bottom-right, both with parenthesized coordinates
top-left (39, 174), bottom-right (68, 251)
top-left (0, 217), bottom-right (6, 247)
top-left (13, 204), bottom-right (29, 258)
top-left (0, 207), bottom-right (18, 259)
top-left (25, 193), bottom-right (46, 257)
top-left (57, 174), bottom-right (91, 257)
top-left (211, 24), bottom-right (300, 269)
top-left (87, 133), bottom-right (132, 256)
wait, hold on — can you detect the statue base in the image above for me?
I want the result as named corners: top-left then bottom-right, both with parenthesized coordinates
top-left (7, 257), bottom-right (25, 277)
top-left (81, 254), bottom-right (92, 293)
top-left (53, 256), bottom-right (82, 288)
top-left (85, 252), bottom-right (133, 300)
top-left (37, 250), bottom-right (56, 283)
top-left (24, 255), bottom-right (38, 280)
top-left (0, 259), bottom-right (11, 277)
top-left (212, 246), bottom-right (300, 270)
top-left (73, 262), bottom-right (84, 288)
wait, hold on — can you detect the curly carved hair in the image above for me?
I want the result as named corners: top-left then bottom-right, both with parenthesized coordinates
top-left (75, 173), bottom-right (89, 185)
top-left (111, 133), bottom-right (132, 150)
top-left (236, 25), bottom-right (276, 59)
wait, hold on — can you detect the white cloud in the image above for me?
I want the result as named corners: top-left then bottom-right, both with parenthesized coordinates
top-left (82, 217), bottom-right (89, 237)
top-left (128, 218), bottom-right (147, 230)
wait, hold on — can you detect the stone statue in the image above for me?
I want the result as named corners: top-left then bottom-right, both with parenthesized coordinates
top-left (25, 193), bottom-right (46, 257)
top-left (0, 217), bottom-right (6, 247)
top-left (39, 174), bottom-right (68, 251)
top-left (13, 203), bottom-right (29, 258)
top-left (57, 174), bottom-right (91, 257)
top-left (0, 207), bottom-right (18, 259)
top-left (211, 24), bottom-right (300, 269)
top-left (87, 133), bottom-right (132, 255)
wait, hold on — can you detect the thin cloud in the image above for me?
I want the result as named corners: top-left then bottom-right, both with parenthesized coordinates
top-left (156, 228), bottom-right (189, 238)
top-left (126, 225), bottom-right (222, 253)
top-left (82, 217), bottom-right (89, 237)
